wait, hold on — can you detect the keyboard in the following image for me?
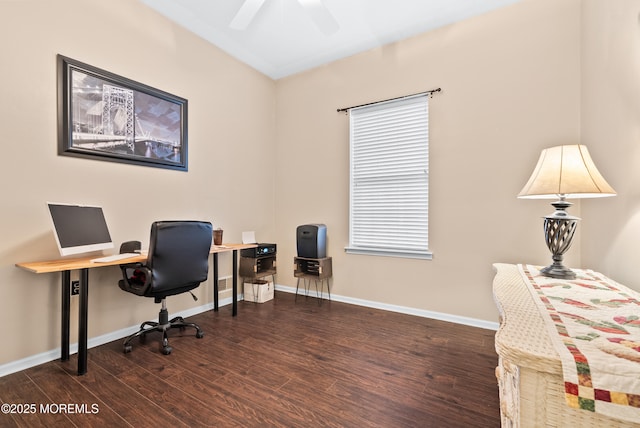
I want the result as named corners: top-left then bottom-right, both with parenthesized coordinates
top-left (90, 253), bottom-right (141, 263)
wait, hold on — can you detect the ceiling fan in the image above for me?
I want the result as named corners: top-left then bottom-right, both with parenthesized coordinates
top-left (230, 0), bottom-right (339, 35)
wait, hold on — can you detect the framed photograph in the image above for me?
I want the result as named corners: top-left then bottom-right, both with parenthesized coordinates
top-left (57, 55), bottom-right (188, 171)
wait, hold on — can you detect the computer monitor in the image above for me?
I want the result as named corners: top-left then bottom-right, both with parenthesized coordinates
top-left (47, 202), bottom-right (114, 256)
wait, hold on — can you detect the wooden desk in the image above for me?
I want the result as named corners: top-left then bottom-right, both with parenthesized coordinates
top-left (16, 243), bottom-right (255, 376)
top-left (209, 244), bottom-right (257, 316)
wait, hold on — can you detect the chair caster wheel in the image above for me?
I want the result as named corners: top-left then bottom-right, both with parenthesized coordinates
top-left (123, 344), bottom-right (132, 353)
top-left (196, 331), bottom-right (204, 339)
top-left (161, 346), bottom-right (172, 355)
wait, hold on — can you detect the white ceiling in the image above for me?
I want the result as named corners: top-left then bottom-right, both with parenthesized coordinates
top-left (139, 0), bottom-right (522, 80)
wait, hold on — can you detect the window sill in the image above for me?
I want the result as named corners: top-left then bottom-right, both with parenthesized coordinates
top-left (344, 247), bottom-right (433, 260)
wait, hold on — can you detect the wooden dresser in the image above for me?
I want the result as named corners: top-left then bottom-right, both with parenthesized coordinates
top-left (492, 263), bottom-right (639, 427)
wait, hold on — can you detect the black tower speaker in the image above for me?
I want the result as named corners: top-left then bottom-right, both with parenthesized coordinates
top-left (296, 224), bottom-right (327, 258)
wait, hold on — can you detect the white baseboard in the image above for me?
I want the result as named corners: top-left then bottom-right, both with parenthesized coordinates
top-left (0, 297), bottom-right (229, 378)
top-left (0, 288), bottom-right (497, 378)
top-left (275, 284), bottom-right (499, 331)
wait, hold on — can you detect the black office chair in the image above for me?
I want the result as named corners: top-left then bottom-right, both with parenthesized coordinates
top-left (118, 221), bottom-right (213, 355)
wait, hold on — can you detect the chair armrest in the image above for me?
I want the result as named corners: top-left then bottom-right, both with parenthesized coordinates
top-left (118, 263), bottom-right (152, 296)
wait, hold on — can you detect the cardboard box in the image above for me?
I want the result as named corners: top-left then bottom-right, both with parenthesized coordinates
top-left (243, 279), bottom-right (274, 303)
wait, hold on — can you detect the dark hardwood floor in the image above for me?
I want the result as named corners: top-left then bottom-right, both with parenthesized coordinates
top-left (0, 292), bottom-right (500, 427)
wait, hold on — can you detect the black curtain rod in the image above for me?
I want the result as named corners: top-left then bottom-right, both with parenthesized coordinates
top-left (336, 88), bottom-right (441, 113)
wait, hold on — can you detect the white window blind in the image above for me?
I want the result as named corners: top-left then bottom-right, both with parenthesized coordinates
top-left (346, 94), bottom-right (431, 259)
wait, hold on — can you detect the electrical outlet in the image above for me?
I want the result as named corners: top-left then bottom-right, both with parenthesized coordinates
top-left (71, 280), bottom-right (80, 295)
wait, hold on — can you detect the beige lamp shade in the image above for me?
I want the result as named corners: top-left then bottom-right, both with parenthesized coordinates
top-left (518, 145), bottom-right (616, 199)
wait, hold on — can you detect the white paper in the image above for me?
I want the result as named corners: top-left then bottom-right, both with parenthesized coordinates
top-left (242, 231), bottom-right (256, 244)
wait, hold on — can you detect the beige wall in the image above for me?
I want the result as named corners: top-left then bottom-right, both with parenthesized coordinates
top-left (274, 0), bottom-right (582, 322)
top-left (1, 0), bottom-right (596, 369)
top-left (580, 0), bottom-right (640, 289)
top-left (1, 0), bottom-right (276, 365)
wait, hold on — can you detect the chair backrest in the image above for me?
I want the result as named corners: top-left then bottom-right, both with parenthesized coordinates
top-left (146, 221), bottom-right (213, 297)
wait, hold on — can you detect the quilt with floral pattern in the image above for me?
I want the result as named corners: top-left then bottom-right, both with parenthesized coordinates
top-left (519, 264), bottom-right (640, 423)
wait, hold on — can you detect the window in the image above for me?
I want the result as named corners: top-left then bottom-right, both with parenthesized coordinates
top-left (346, 94), bottom-right (431, 259)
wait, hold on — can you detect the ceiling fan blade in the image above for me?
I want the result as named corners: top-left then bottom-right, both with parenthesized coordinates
top-left (298, 0), bottom-right (339, 36)
top-left (230, 0), bottom-right (266, 30)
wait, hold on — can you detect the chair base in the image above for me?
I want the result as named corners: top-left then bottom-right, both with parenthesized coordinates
top-left (123, 302), bottom-right (203, 355)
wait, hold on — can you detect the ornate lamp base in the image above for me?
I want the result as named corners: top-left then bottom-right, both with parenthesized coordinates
top-left (540, 198), bottom-right (579, 280)
top-left (540, 259), bottom-right (576, 279)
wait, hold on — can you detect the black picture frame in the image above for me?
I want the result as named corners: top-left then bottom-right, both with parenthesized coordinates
top-left (57, 54), bottom-right (188, 171)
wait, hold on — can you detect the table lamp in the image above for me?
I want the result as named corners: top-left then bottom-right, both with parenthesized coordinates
top-left (518, 145), bottom-right (616, 279)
